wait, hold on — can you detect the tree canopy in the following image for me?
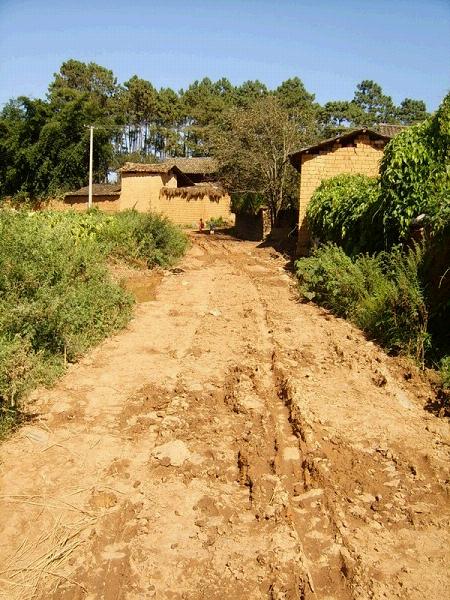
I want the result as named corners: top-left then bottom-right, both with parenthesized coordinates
top-left (210, 95), bottom-right (315, 221)
top-left (0, 59), bottom-right (430, 203)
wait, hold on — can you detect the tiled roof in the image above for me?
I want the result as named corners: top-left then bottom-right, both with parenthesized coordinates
top-left (65, 183), bottom-right (121, 197)
top-left (119, 162), bottom-right (175, 174)
top-left (377, 124), bottom-right (408, 137)
top-left (164, 157), bottom-right (217, 175)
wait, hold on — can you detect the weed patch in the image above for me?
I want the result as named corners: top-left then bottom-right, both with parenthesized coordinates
top-left (0, 208), bottom-right (187, 436)
top-left (296, 244), bottom-right (429, 361)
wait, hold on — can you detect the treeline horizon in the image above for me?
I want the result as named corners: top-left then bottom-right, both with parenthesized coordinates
top-left (0, 59), bottom-right (431, 199)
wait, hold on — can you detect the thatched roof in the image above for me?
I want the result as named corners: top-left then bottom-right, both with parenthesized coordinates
top-left (119, 162), bottom-right (176, 174)
top-left (160, 183), bottom-right (225, 201)
top-left (289, 126), bottom-right (407, 169)
top-left (119, 162), bottom-right (193, 185)
top-left (163, 157), bottom-right (217, 175)
top-left (65, 184), bottom-right (121, 197)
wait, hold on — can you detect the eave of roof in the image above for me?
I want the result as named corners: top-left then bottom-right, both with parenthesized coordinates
top-left (161, 183), bottom-right (225, 200)
top-left (119, 162), bottom-right (176, 174)
top-left (289, 128), bottom-right (393, 169)
top-left (163, 157), bottom-right (217, 175)
top-left (65, 183), bottom-right (121, 197)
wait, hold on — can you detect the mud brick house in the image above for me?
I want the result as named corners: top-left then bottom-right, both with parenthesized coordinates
top-left (64, 157), bottom-right (233, 226)
top-left (118, 162), bottom-right (189, 213)
top-left (290, 125), bottom-right (405, 255)
top-left (64, 183), bottom-right (122, 212)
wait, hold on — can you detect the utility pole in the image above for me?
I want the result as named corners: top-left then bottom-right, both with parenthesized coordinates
top-left (88, 125), bottom-right (94, 210)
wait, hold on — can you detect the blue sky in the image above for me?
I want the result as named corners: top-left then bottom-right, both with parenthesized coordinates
top-left (0, 0), bottom-right (449, 110)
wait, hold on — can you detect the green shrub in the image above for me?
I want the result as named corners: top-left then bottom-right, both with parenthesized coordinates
top-left (14, 208), bottom-right (189, 269)
top-left (296, 244), bottom-right (428, 359)
top-left (440, 356), bottom-right (450, 390)
top-left (353, 247), bottom-right (429, 359)
top-left (0, 336), bottom-right (43, 408)
top-left (207, 216), bottom-right (228, 229)
top-left (295, 244), bottom-right (368, 316)
top-left (306, 174), bottom-right (381, 254)
top-left (428, 180), bottom-right (450, 236)
top-left (0, 208), bottom-right (187, 437)
top-left (380, 92), bottom-right (450, 243)
top-left (96, 210), bottom-right (188, 267)
top-left (0, 211), bottom-right (134, 358)
top-left (0, 335), bottom-right (61, 439)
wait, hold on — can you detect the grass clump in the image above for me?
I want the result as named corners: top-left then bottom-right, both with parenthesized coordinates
top-left (95, 210), bottom-right (188, 267)
top-left (206, 216), bottom-right (229, 229)
top-left (296, 244), bottom-right (428, 361)
top-left (24, 208), bottom-right (188, 268)
top-left (0, 208), bottom-right (187, 438)
top-left (440, 356), bottom-right (450, 391)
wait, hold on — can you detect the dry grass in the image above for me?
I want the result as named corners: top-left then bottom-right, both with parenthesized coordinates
top-left (0, 514), bottom-right (95, 599)
top-left (160, 184), bottom-right (225, 201)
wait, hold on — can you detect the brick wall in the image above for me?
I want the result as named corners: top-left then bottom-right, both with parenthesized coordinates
top-left (297, 135), bottom-right (386, 255)
top-left (234, 208), bottom-right (270, 241)
top-left (64, 173), bottom-right (233, 226)
top-left (156, 190), bottom-right (233, 226)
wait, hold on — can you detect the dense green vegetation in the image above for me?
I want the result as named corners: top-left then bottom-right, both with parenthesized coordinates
top-left (298, 92), bottom-right (449, 394)
top-left (0, 209), bottom-right (187, 438)
top-left (379, 93), bottom-right (450, 244)
top-left (0, 60), bottom-right (428, 207)
top-left (297, 244), bottom-right (428, 360)
top-left (307, 95), bottom-right (450, 254)
top-left (440, 357), bottom-right (450, 390)
top-left (306, 174), bottom-right (381, 254)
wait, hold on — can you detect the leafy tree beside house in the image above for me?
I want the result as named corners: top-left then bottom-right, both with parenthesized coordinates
top-left (211, 94), bottom-right (316, 224)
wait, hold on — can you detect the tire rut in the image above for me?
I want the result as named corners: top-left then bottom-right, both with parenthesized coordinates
top-left (209, 238), bottom-right (354, 598)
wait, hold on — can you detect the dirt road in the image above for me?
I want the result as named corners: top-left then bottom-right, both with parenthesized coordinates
top-left (0, 234), bottom-right (449, 600)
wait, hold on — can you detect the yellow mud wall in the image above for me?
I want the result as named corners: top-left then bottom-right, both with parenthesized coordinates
top-left (297, 135), bottom-right (385, 254)
top-left (62, 196), bottom-right (121, 212)
top-left (150, 173), bottom-right (178, 213)
top-left (156, 192), bottom-right (233, 225)
top-left (119, 173), bottom-right (164, 212)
